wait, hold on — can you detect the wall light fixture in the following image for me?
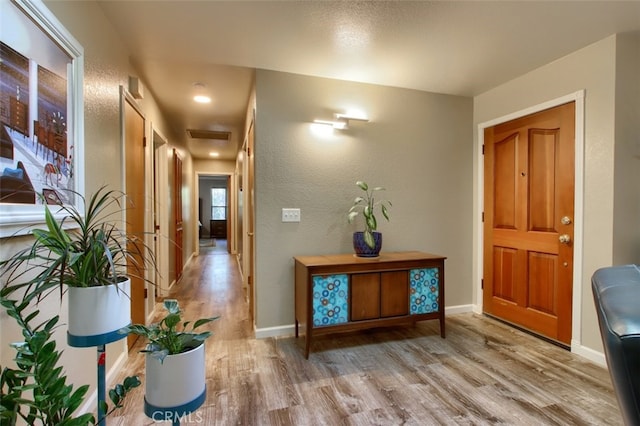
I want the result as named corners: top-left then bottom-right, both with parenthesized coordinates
top-left (313, 113), bottom-right (369, 130)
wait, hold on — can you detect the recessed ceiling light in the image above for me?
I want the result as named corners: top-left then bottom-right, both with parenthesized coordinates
top-left (193, 82), bottom-right (211, 103)
top-left (209, 152), bottom-right (219, 157)
top-left (194, 95), bottom-right (211, 103)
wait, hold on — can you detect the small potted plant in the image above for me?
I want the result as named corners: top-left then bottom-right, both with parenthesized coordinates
top-left (347, 180), bottom-right (392, 257)
top-left (120, 299), bottom-right (218, 421)
top-left (0, 186), bottom-right (153, 346)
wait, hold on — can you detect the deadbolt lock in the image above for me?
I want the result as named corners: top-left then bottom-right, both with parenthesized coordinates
top-left (561, 216), bottom-right (572, 225)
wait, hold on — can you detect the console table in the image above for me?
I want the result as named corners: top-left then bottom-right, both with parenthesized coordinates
top-left (294, 251), bottom-right (446, 358)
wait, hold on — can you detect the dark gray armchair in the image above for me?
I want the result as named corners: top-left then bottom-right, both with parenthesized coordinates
top-left (592, 264), bottom-right (640, 425)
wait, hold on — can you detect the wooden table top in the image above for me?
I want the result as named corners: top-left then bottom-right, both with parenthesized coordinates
top-left (294, 251), bottom-right (446, 267)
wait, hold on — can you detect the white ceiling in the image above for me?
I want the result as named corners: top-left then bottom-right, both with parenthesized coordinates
top-left (96, 1), bottom-right (640, 160)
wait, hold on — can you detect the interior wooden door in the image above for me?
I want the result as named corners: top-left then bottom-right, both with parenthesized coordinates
top-left (247, 119), bottom-right (255, 321)
top-left (124, 95), bottom-right (146, 349)
top-left (173, 149), bottom-right (183, 282)
top-left (483, 102), bottom-right (575, 345)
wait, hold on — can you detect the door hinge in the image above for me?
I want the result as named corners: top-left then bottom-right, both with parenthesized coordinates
top-left (482, 144), bottom-right (485, 155)
top-left (481, 279), bottom-right (484, 290)
top-left (482, 211), bottom-right (484, 222)
top-left (144, 288), bottom-right (148, 299)
top-left (143, 136), bottom-right (147, 147)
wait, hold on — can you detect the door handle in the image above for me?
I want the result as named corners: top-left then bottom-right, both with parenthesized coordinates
top-left (559, 234), bottom-right (571, 244)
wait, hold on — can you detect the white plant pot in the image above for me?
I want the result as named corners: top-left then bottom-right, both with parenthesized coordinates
top-left (67, 278), bottom-right (131, 347)
top-left (144, 343), bottom-right (206, 417)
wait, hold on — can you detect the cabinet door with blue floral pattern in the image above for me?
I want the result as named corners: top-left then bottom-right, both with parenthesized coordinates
top-left (409, 268), bottom-right (439, 314)
top-left (312, 274), bottom-right (349, 326)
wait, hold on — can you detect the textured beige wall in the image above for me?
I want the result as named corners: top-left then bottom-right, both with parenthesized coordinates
top-left (0, 0), bottom-right (187, 414)
top-left (613, 32), bottom-right (640, 265)
top-left (254, 70), bottom-right (473, 330)
top-left (473, 34), bottom-right (637, 354)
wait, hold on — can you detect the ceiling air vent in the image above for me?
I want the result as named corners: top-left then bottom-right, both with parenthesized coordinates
top-left (187, 129), bottom-right (230, 141)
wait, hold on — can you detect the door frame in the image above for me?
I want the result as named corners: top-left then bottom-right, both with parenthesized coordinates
top-left (151, 124), bottom-right (170, 299)
top-left (475, 90), bottom-right (585, 352)
top-left (193, 171), bottom-right (235, 257)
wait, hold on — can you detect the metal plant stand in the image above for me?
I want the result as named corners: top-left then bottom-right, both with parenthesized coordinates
top-left (68, 328), bottom-right (128, 426)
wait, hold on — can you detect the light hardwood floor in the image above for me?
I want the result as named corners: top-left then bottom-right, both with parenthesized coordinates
top-left (109, 245), bottom-right (621, 425)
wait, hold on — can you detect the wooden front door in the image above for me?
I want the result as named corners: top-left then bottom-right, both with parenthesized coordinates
top-left (483, 102), bottom-right (575, 345)
top-left (124, 95), bottom-right (146, 349)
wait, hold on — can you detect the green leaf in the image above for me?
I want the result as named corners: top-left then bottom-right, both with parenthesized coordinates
top-left (123, 375), bottom-right (141, 389)
top-left (356, 181), bottom-right (368, 191)
top-left (98, 400), bottom-right (108, 416)
top-left (163, 313), bottom-right (181, 329)
top-left (163, 299), bottom-right (180, 314)
top-left (364, 230), bottom-right (375, 249)
top-left (193, 317), bottom-right (219, 329)
top-left (381, 204), bottom-right (390, 221)
top-left (366, 215), bottom-right (377, 231)
top-left (192, 331), bottom-right (212, 341)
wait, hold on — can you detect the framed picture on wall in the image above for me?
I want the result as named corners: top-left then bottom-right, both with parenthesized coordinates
top-left (0, 0), bottom-right (84, 236)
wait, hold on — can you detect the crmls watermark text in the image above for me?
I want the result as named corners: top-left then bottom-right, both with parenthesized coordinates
top-left (152, 411), bottom-right (204, 423)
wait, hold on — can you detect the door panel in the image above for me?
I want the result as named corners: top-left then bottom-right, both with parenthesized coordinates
top-left (528, 251), bottom-right (557, 314)
top-left (351, 273), bottom-right (380, 321)
top-left (380, 271), bottom-right (409, 317)
top-left (493, 134), bottom-right (517, 229)
top-left (529, 130), bottom-right (558, 231)
top-left (492, 247), bottom-right (517, 302)
top-left (484, 102), bottom-right (575, 345)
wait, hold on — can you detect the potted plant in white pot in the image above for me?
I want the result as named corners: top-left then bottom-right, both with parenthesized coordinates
top-left (0, 186), bottom-right (153, 346)
top-left (120, 299), bottom-right (218, 421)
top-left (347, 180), bottom-right (392, 257)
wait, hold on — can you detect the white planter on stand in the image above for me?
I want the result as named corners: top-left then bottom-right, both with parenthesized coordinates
top-left (67, 278), bottom-right (131, 347)
top-left (144, 343), bottom-right (207, 421)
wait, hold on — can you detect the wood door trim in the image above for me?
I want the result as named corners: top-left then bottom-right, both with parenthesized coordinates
top-left (475, 90), bottom-right (585, 350)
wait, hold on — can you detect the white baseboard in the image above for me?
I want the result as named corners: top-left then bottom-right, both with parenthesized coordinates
top-left (77, 345), bottom-right (130, 416)
top-left (572, 340), bottom-right (607, 367)
top-left (184, 253), bottom-right (195, 269)
top-left (445, 304), bottom-right (474, 315)
top-left (254, 305), bottom-right (474, 339)
top-left (255, 324), bottom-right (296, 339)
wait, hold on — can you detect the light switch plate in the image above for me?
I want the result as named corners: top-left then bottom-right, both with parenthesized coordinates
top-left (282, 208), bottom-right (301, 222)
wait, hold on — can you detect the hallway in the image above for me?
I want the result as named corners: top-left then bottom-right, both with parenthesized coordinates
top-left (109, 249), bottom-right (619, 425)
